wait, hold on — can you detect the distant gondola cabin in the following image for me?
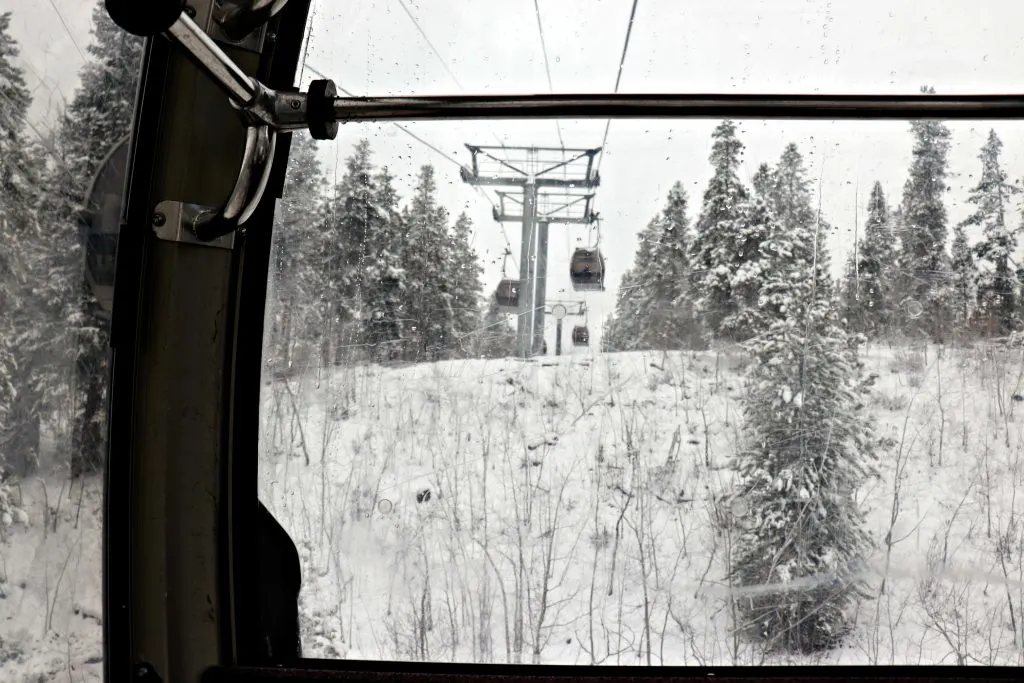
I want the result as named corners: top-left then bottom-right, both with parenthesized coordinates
top-left (495, 279), bottom-right (520, 312)
top-left (570, 248), bottom-right (605, 291)
top-left (572, 325), bottom-right (589, 347)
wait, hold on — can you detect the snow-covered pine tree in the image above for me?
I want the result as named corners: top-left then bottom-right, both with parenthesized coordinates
top-left (448, 212), bottom-right (484, 357)
top-left (359, 164), bottom-right (406, 363)
top-left (961, 129), bottom-right (1020, 337)
top-left (643, 182), bottom-right (704, 349)
top-left (769, 144), bottom-right (820, 242)
top-left (400, 164), bottom-right (455, 360)
top-left (843, 182), bottom-right (899, 338)
top-left (602, 266), bottom-right (642, 351)
top-left (746, 142), bottom-right (835, 336)
top-left (949, 224), bottom-right (977, 332)
top-left (30, 1), bottom-right (144, 477)
top-left (320, 139), bottom-right (385, 364)
top-left (605, 182), bottom-right (703, 351)
top-left (897, 86), bottom-right (953, 342)
top-left (732, 193), bottom-right (877, 653)
top-left (689, 120), bottom-right (753, 342)
top-left (751, 162), bottom-right (774, 201)
top-left (265, 133), bottom-right (327, 377)
top-left (0, 10), bottom-right (43, 477)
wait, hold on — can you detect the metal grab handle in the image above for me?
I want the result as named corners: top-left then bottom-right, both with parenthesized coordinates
top-left (190, 124), bottom-right (277, 241)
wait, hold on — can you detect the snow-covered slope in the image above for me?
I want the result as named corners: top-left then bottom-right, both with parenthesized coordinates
top-left (3, 343), bottom-right (1024, 680)
top-left (259, 345), bottom-right (1024, 665)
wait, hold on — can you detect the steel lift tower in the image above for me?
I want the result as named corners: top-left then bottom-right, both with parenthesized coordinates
top-left (461, 146), bottom-right (600, 358)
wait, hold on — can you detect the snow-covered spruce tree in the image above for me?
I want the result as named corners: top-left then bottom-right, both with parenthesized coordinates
top-left (359, 164), bottom-right (406, 363)
top-left (265, 133), bottom-right (327, 377)
top-left (603, 267), bottom-right (641, 352)
top-left (399, 165), bottom-right (455, 361)
top-left (0, 10), bottom-right (43, 477)
top-left (725, 194), bottom-right (778, 340)
top-left (448, 212), bottom-right (485, 357)
top-left (949, 224), bottom-right (977, 332)
top-left (843, 182), bottom-right (899, 338)
top-left (961, 129), bottom-right (1020, 337)
top-left (751, 162), bottom-right (774, 201)
top-left (606, 181), bottom-right (703, 351)
top-left (731, 202), bottom-right (877, 654)
top-left (896, 86), bottom-right (953, 342)
top-left (769, 144), bottom-right (824, 245)
top-left (319, 139), bottom-right (385, 364)
top-left (33, 1), bottom-right (144, 478)
top-left (689, 120), bottom-right (754, 342)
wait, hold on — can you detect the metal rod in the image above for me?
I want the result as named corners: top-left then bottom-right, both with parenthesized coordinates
top-left (534, 221), bottom-right (549, 355)
top-left (167, 13), bottom-right (257, 106)
top-left (516, 181), bottom-right (538, 359)
top-left (331, 93), bottom-right (1024, 122)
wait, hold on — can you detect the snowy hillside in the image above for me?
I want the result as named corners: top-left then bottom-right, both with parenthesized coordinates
top-left (3, 342), bottom-right (1024, 680)
top-left (0, 471), bottom-right (104, 682)
top-left (257, 344), bottom-right (1024, 666)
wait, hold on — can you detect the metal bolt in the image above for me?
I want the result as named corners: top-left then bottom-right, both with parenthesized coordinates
top-left (152, 213), bottom-right (166, 227)
top-left (184, 5), bottom-right (197, 18)
top-left (289, 99), bottom-right (302, 110)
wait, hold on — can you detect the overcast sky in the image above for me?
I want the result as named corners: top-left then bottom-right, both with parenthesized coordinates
top-left (4, 0), bottom-right (1024, 350)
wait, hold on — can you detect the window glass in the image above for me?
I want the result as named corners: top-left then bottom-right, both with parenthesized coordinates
top-left (0, 1), bottom-right (141, 681)
top-left (302, 0), bottom-right (1024, 96)
top-left (262, 115), bottom-right (1024, 664)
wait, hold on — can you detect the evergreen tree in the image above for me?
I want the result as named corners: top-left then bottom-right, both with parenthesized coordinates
top-left (689, 120), bottom-right (754, 341)
top-left (724, 194), bottom-right (778, 340)
top-left (765, 142), bottom-right (834, 303)
top-left (400, 165), bottom-right (455, 360)
top-left (448, 212), bottom-right (485, 356)
top-left (30, 1), bottom-right (144, 477)
top-left (949, 224), bottom-right (977, 331)
top-left (266, 134), bottom-right (327, 376)
top-left (603, 267), bottom-right (642, 351)
top-left (769, 144), bottom-right (820, 245)
top-left (0, 11), bottom-right (42, 477)
top-left (605, 182), bottom-right (703, 351)
top-left (897, 86), bottom-right (953, 341)
top-left (320, 139), bottom-right (385, 363)
top-left (361, 165), bottom-right (406, 362)
top-left (844, 182), bottom-right (899, 337)
top-left (962, 129), bottom-right (1020, 336)
top-left (732, 201), bottom-right (877, 653)
top-left (752, 162), bottom-right (774, 201)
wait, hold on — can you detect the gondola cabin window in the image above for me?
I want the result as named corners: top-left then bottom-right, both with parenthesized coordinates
top-left (572, 325), bottom-right (590, 347)
top-left (251, 0), bottom-right (1024, 670)
top-left (494, 278), bottom-right (520, 312)
top-left (569, 247), bottom-right (605, 292)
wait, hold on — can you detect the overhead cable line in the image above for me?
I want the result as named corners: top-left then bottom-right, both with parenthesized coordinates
top-left (532, 0), bottom-right (565, 149)
top-left (46, 0), bottom-right (88, 62)
top-left (595, 0), bottom-right (640, 178)
top-left (394, 0), bottom-right (506, 149)
top-left (308, 65), bottom-right (520, 272)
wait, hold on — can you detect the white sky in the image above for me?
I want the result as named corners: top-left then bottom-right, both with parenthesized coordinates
top-left (5, 0), bottom-right (1024, 349)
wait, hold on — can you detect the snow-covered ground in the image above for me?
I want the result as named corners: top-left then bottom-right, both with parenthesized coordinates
top-left (259, 344), bottom-right (1024, 665)
top-left (3, 343), bottom-right (1024, 679)
top-left (0, 470), bottom-right (104, 682)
